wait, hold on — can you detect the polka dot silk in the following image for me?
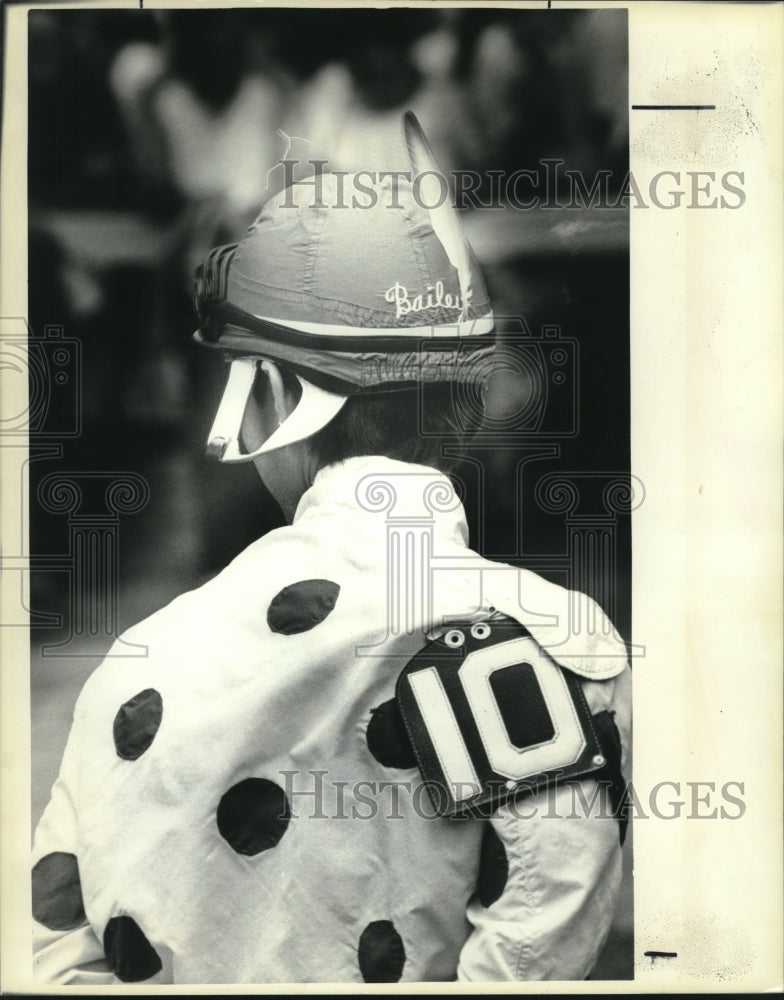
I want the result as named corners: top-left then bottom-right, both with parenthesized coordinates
top-left (30, 457), bottom-right (629, 984)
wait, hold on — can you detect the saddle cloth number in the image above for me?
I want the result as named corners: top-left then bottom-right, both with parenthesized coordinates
top-left (396, 620), bottom-right (604, 815)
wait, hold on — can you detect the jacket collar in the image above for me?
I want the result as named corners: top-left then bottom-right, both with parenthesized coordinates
top-left (293, 455), bottom-right (469, 548)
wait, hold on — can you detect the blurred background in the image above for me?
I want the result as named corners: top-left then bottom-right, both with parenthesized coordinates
top-left (27, 5), bottom-right (631, 979)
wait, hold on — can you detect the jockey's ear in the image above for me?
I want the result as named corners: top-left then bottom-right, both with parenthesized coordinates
top-left (260, 360), bottom-right (299, 427)
top-left (236, 361), bottom-right (275, 458)
top-left (246, 361), bottom-right (318, 524)
top-left (238, 361), bottom-right (300, 457)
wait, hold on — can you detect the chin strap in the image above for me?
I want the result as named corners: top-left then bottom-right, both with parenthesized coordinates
top-left (206, 358), bottom-right (259, 462)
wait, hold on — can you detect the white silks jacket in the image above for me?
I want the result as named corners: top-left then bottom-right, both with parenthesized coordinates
top-left (32, 456), bottom-right (632, 985)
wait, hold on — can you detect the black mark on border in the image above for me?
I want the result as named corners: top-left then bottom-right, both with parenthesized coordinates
top-left (632, 105), bottom-right (715, 111)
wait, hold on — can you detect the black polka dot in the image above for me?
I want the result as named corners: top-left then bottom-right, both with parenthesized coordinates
top-left (358, 919), bottom-right (405, 983)
top-left (366, 700), bottom-right (416, 769)
top-left (478, 823), bottom-right (508, 907)
top-left (104, 915), bottom-right (162, 982)
top-left (113, 688), bottom-right (163, 760)
top-left (267, 579), bottom-right (340, 635)
top-left (32, 852), bottom-right (86, 930)
top-left (217, 777), bottom-right (291, 856)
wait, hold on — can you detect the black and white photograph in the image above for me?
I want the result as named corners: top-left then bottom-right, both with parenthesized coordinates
top-left (0, 0), bottom-right (781, 992)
